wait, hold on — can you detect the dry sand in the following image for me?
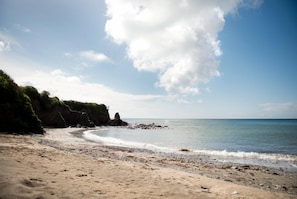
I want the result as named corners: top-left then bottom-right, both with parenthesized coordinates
top-left (0, 128), bottom-right (296, 199)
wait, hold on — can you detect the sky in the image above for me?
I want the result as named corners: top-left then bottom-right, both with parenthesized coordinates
top-left (0, 0), bottom-right (297, 119)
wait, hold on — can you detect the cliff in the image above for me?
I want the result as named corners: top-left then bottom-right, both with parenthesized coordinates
top-left (0, 70), bottom-right (43, 134)
top-left (23, 86), bottom-right (110, 128)
top-left (1, 69), bottom-right (126, 134)
top-left (63, 100), bottom-right (110, 126)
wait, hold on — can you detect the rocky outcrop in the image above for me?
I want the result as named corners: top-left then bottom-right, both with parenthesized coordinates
top-left (108, 112), bottom-right (128, 126)
top-left (1, 69), bottom-right (127, 132)
top-left (129, 123), bottom-right (168, 129)
top-left (24, 86), bottom-right (127, 128)
top-left (63, 101), bottom-right (110, 126)
top-left (57, 105), bottom-right (95, 128)
top-left (23, 87), bottom-right (109, 128)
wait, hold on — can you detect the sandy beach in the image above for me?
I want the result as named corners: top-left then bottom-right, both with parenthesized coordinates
top-left (0, 128), bottom-right (296, 199)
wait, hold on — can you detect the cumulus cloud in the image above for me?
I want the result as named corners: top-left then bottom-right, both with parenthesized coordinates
top-left (0, 40), bottom-right (11, 52)
top-left (79, 50), bottom-right (111, 62)
top-left (105, 0), bottom-right (261, 94)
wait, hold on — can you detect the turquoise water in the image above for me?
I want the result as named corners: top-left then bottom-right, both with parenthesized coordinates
top-left (84, 119), bottom-right (297, 170)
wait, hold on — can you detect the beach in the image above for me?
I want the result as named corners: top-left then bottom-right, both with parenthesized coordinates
top-left (0, 128), bottom-right (296, 199)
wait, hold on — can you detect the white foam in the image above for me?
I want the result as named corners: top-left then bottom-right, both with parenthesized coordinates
top-left (193, 149), bottom-right (297, 162)
top-left (83, 129), bottom-right (297, 170)
top-left (83, 130), bottom-right (175, 152)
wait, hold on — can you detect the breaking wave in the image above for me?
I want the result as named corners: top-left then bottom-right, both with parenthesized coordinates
top-left (83, 129), bottom-right (297, 171)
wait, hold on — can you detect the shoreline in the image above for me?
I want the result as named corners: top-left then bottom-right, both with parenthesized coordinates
top-left (69, 128), bottom-right (297, 194)
top-left (1, 128), bottom-right (296, 198)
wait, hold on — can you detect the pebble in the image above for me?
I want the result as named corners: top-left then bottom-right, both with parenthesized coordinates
top-left (201, 186), bottom-right (208, 190)
top-left (232, 191), bottom-right (238, 195)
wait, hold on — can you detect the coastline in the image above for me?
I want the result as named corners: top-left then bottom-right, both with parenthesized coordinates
top-left (0, 128), bottom-right (296, 198)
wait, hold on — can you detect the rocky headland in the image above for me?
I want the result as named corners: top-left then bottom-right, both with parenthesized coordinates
top-left (0, 69), bottom-right (127, 134)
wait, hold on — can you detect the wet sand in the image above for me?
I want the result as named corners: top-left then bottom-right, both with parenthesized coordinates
top-left (0, 128), bottom-right (296, 199)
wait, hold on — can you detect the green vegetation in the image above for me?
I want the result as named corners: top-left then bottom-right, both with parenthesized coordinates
top-left (23, 87), bottom-right (110, 127)
top-left (0, 70), bottom-right (43, 134)
top-left (64, 101), bottom-right (110, 125)
top-left (1, 69), bottom-right (113, 133)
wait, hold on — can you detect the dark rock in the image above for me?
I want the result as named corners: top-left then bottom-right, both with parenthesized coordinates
top-left (108, 112), bottom-right (128, 126)
top-left (201, 186), bottom-right (208, 190)
top-left (63, 101), bottom-right (110, 126)
top-left (180, 148), bottom-right (190, 152)
top-left (1, 70), bottom-right (124, 131)
top-left (23, 88), bottom-right (109, 128)
top-left (114, 112), bottom-right (120, 120)
top-left (130, 123), bottom-right (168, 130)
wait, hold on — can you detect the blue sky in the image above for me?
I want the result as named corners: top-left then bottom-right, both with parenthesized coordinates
top-left (0, 0), bottom-right (296, 118)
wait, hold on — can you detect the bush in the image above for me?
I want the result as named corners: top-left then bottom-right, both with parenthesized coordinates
top-left (0, 70), bottom-right (43, 134)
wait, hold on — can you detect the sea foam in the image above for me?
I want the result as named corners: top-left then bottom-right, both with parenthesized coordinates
top-left (83, 129), bottom-right (297, 171)
top-left (83, 130), bottom-right (175, 152)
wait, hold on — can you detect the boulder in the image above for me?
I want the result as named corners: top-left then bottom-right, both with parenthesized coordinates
top-left (131, 123), bottom-right (168, 129)
top-left (108, 112), bottom-right (128, 126)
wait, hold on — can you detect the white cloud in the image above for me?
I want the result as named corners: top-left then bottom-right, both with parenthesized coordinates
top-left (104, 0), bottom-right (229, 94)
top-left (0, 53), bottom-right (170, 117)
top-left (240, 0), bottom-right (263, 9)
top-left (79, 50), bottom-right (111, 62)
top-left (204, 87), bottom-right (211, 93)
top-left (260, 102), bottom-right (297, 118)
top-left (64, 52), bottom-right (72, 57)
top-left (15, 24), bottom-right (31, 33)
top-left (0, 40), bottom-right (11, 52)
top-left (197, 99), bottom-right (203, 104)
top-left (105, 0), bottom-right (261, 95)
top-left (10, 67), bottom-right (165, 117)
top-left (0, 31), bottom-right (21, 51)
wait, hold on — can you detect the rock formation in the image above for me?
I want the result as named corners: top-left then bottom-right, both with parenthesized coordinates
top-left (108, 112), bottom-right (128, 126)
top-left (23, 87), bottom-right (109, 128)
top-left (1, 69), bottom-right (129, 133)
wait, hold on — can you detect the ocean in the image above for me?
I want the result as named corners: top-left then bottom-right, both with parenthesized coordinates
top-left (83, 119), bottom-right (297, 171)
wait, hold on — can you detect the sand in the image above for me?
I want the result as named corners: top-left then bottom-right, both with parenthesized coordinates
top-left (0, 128), bottom-right (296, 199)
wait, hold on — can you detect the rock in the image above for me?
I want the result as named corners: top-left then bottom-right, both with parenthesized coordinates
top-left (130, 123), bottom-right (168, 129)
top-left (232, 191), bottom-right (239, 195)
top-left (114, 112), bottom-right (120, 120)
top-left (201, 186), bottom-right (208, 190)
top-left (23, 88), bottom-right (110, 128)
top-left (108, 112), bottom-right (128, 126)
top-left (241, 165), bottom-right (250, 170)
top-left (180, 148), bottom-right (190, 152)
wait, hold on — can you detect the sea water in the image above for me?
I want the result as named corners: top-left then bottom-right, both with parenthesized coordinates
top-left (83, 119), bottom-right (297, 171)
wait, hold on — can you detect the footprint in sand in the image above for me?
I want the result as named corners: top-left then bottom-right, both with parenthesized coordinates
top-left (21, 178), bottom-right (44, 188)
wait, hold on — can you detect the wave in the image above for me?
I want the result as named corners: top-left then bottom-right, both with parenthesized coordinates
top-left (83, 129), bottom-right (297, 171)
top-left (83, 130), bottom-right (297, 163)
top-left (193, 149), bottom-right (297, 162)
top-left (83, 130), bottom-right (175, 152)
